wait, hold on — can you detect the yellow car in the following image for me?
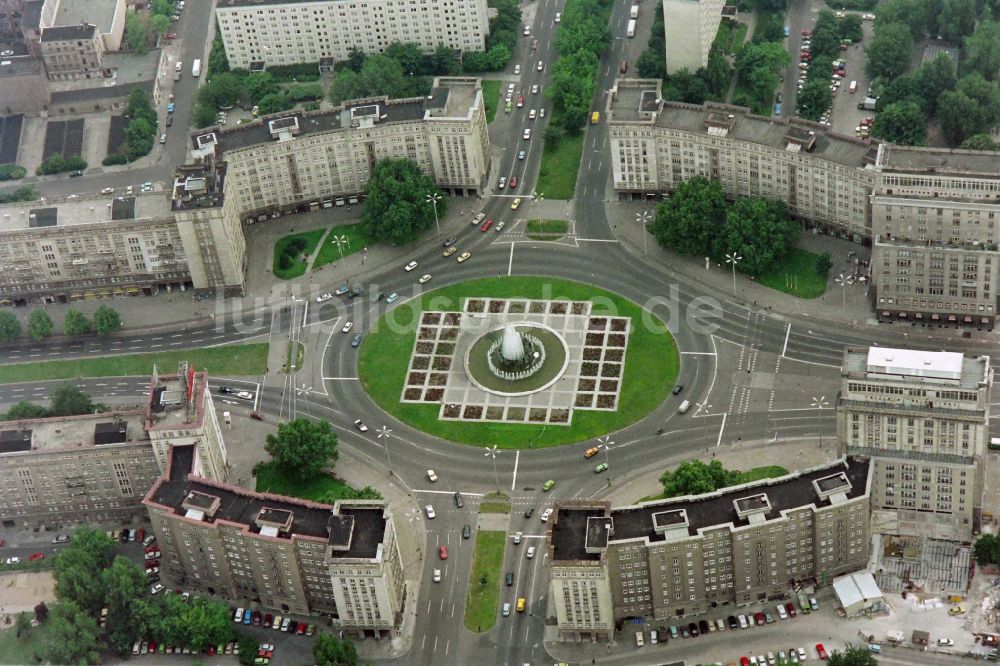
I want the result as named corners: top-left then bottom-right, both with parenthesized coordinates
top-left (443, 246), bottom-right (457, 257)
top-left (516, 598), bottom-right (526, 612)
top-left (949, 605), bottom-right (965, 616)
top-left (510, 197), bottom-right (521, 210)
top-left (457, 251), bottom-right (471, 263)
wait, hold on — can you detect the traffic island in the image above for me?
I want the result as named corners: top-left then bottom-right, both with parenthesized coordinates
top-left (525, 219), bottom-right (569, 240)
top-left (463, 530), bottom-right (506, 633)
top-left (356, 277), bottom-right (678, 447)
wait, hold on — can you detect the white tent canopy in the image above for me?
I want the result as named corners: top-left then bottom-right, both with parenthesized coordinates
top-left (833, 571), bottom-right (884, 616)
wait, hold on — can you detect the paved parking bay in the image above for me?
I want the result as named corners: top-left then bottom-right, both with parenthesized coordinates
top-left (0, 113), bottom-right (23, 164)
top-left (828, 21), bottom-right (876, 138)
top-left (42, 118), bottom-right (84, 160)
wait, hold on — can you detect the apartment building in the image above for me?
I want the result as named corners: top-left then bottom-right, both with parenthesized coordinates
top-left (39, 23), bottom-right (106, 80)
top-left (871, 145), bottom-right (1000, 325)
top-left (22, 0), bottom-right (124, 63)
top-left (205, 77), bottom-right (490, 222)
top-left (662, 0), bottom-right (726, 73)
top-left (0, 410), bottom-right (160, 529)
top-left (549, 458), bottom-right (872, 642)
top-left (0, 156), bottom-right (245, 305)
top-left (606, 79), bottom-right (1000, 325)
top-left (144, 445), bottom-right (405, 636)
top-left (215, 0), bottom-right (489, 70)
top-left (837, 347), bottom-right (992, 541)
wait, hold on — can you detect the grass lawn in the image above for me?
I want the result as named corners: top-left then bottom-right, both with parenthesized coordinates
top-left (758, 247), bottom-right (829, 299)
top-left (464, 531), bottom-right (506, 633)
top-left (313, 222), bottom-right (377, 270)
top-left (482, 80), bottom-right (501, 123)
top-left (357, 277), bottom-right (679, 448)
top-left (273, 228), bottom-right (326, 279)
top-left (255, 461), bottom-right (359, 502)
top-left (536, 112), bottom-right (584, 200)
top-left (0, 616), bottom-right (47, 665)
top-left (639, 465), bottom-right (790, 502)
top-left (0, 343), bottom-right (269, 385)
top-left (525, 219), bottom-right (569, 239)
top-left (479, 493), bottom-right (511, 513)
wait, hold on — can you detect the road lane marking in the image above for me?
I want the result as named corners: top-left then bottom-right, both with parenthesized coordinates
top-left (511, 451), bottom-right (519, 491)
top-left (413, 489), bottom-right (485, 496)
top-left (508, 242), bottom-right (515, 276)
top-left (781, 322), bottom-right (791, 357)
top-left (715, 412), bottom-right (727, 448)
top-left (680, 351), bottom-right (716, 355)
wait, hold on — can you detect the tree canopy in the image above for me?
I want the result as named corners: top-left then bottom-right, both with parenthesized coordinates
top-left (0, 310), bottom-right (20, 342)
top-left (27, 308), bottom-right (53, 341)
top-left (864, 22), bottom-right (913, 81)
top-left (870, 101), bottom-right (927, 145)
top-left (974, 533), bottom-right (1000, 566)
top-left (41, 601), bottom-right (103, 665)
top-left (713, 198), bottom-right (799, 277)
top-left (660, 460), bottom-right (741, 498)
top-left (314, 632), bottom-right (360, 666)
top-left (827, 643), bottom-right (880, 666)
top-left (361, 158), bottom-right (447, 244)
top-left (54, 527), bottom-right (116, 616)
top-left (93, 305), bottom-right (122, 335)
top-left (796, 78), bottom-right (833, 121)
top-left (963, 20), bottom-right (1000, 81)
top-left (64, 309), bottom-right (92, 336)
top-left (650, 176), bottom-right (726, 256)
top-left (264, 418), bottom-right (339, 482)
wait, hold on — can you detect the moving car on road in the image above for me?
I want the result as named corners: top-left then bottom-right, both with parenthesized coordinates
top-left (426, 469), bottom-right (438, 482)
top-left (316, 293), bottom-right (332, 303)
top-left (443, 246), bottom-right (458, 257)
top-left (457, 251), bottom-right (471, 263)
top-left (353, 419), bottom-right (368, 432)
top-left (542, 479), bottom-right (555, 491)
top-left (404, 260), bottom-right (418, 272)
top-left (419, 274), bottom-right (432, 284)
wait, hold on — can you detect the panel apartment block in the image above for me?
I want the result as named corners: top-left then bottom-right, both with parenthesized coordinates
top-left (663, 0), bottom-right (725, 73)
top-left (549, 458), bottom-right (871, 642)
top-left (144, 446), bottom-right (405, 635)
top-left (0, 411), bottom-right (159, 528)
top-left (606, 79), bottom-right (1000, 325)
top-left (837, 347), bottom-right (991, 541)
top-left (0, 158), bottom-right (245, 305)
top-left (216, 0), bottom-right (489, 70)
top-left (203, 77), bottom-right (490, 221)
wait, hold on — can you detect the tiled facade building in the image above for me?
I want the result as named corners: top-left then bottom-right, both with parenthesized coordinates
top-left (837, 347), bottom-right (992, 541)
top-left (144, 445), bottom-right (405, 636)
top-left (549, 458), bottom-right (872, 642)
top-left (662, 0), bottom-right (725, 73)
top-left (201, 77), bottom-right (490, 224)
top-left (216, 0), bottom-right (489, 71)
top-left (605, 79), bottom-right (1000, 326)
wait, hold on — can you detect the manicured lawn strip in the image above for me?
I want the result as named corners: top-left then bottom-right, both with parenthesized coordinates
top-left (357, 277), bottom-right (679, 448)
top-left (482, 80), bottom-right (501, 123)
top-left (479, 494), bottom-right (511, 513)
top-left (255, 461), bottom-right (354, 502)
top-left (0, 614), bottom-right (50, 665)
top-left (758, 247), bottom-right (829, 299)
top-left (0, 343), bottom-right (269, 385)
top-left (464, 531), bottom-right (506, 633)
top-left (638, 465), bottom-right (790, 502)
top-left (273, 228), bottom-right (326, 279)
top-left (313, 222), bottom-right (377, 269)
top-left (525, 219), bottom-right (568, 234)
top-left (536, 111), bottom-right (583, 200)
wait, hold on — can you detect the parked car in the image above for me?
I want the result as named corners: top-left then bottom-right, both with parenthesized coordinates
top-left (28, 553), bottom-right (44, 561)
top-left (816, 644), bottom-right (828, 659)
top-left (425, 505), bottom-right (436, 519)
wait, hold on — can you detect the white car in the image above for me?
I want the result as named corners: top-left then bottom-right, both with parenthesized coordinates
top-left (531, 84), bottom-right (539, 94)
top-left (433, 569), bottom-right (441, 582)
top-left (937, 638), bottom-right (954, 646)
top-left (498, 176), bottom-right (506, 189)
top-left (101, 187), bottom-right (114, 194)
top-left (316, 293), bottom-right (332, 303)
top-left (5, 557), bottom-right (20, 565)
top-left (342, 321), bottom-right (354, 333)
top-left (125, 185), bottom-right (134, 195)
top-left (236, 391), bottom-right (253, 400)
top-left (537, 60), bottom-right (544, 71)
top-left (514, 64), bottom-right (520, 74)
top-left (404, 260), bottom-right (418, 272)
top-left (797, 648), bottom-right (807, 660)
top-left (353, 419), bottom-right (368, 432)
top-left (425, 505), bottom-right (436, 519)
top-left (540, 108), bottom-right (545, 118)
top-left (523, 25), bottom-right (530, 35)
top-left (513, 531), bottom-right (522, 544)
top-left (526, 546), bottom-right (535, 559)
top-left (555, 12), bottom-right (561, 21)
top-left (540, 508), bottom-right (553, 522)
top-left (529, 109), bottom-right (536, 120)
top-left (427, 469), bottom-right (438, 482)
top-left (150, 583), bottom-right (164, 594)
top-left (418, 274), bottom-right (432, 284)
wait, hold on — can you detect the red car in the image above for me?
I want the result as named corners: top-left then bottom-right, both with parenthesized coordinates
top-left (753, 611), bottom-right (765, 626)
top-left (28, 553), bottom-right (45, 561)
top-left (816, 643), bottom-right (829, 659)
top-left (264, 613), bottom-right (273, 627)
top-left (206, 645), bottom-right (215, 656)
top-left (145, 559), bottom-right (159, 569)
top-left (517, 95), bottom-right (524, 107)
top-left (137, 528), bottom-right (145, 541)
top-left (509, 176), bottom-right (518, 189)
top-left (479, 219), bottom-right (494, 232)
top-left (296, 622), bottom-right (306, 635)
top-left (148, 641), bottom-right (157, 653)
top-left (740, 658), bottom-right (750, 666)
top-left (439, 545), bottom-right (448, 559)
top-left (144, 545), bottom-right (158, 553)
top-left (785, 601), bottom-right (797, 617)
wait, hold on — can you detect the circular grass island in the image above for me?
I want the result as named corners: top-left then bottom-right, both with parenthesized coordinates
top-left (356, 277), bottom-right (679, 448)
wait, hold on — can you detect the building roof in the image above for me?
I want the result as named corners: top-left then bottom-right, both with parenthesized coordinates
top-left (218, 0), bottom-right (339, 7)
top-left (0, 410), bottom-right (148, 455)
top-left (877, 143), bottom-right (1000, 178)
top-left (20, 0), bottom-right (43, 30)
top-left (41, 23), bottom-right (96, 42)
top-left (0, 57), bottom-right (46, 79)
top-left (145, 369), bottom-right (208, 432)
top-left (0, 191), bottom-right (171, 232)
top-left (50, 78), bottom-right (155, 106)
top-left (833, 571), bottom-right (882, 612)
top-left (54, 0), bottom-right (121, 36)
top-left (551, 457), bottom-right (870, 563)
top-left (424, 77), bottom-right (480, 119)
top-left (171, 157), bottom-right (226, 211)
top-left (843, 347), bottom-right (990, 389)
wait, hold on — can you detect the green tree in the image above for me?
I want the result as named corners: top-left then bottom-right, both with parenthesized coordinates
top-left (50, 382), bottom-right (101, 417)
top-left (256, 93), bottom-right (293, 115)
top-left (40, 601), bottom-right (102, 666)
top-left (914, 53), bottom-right (957, 117)
top-left (208, 27), bottom-right (230, 77)
top-left (342, 47), bottom-right (366, 72)
top-left (3, 401), bottom-right (50, 420)
top-left (870, 101), bottom-right (927, 145)
top-left (796, 78), bottom-right (833, 121)
top-left (179, 597), bottom-right (234, 652)
top-left (874, 0), bottom-right (936, 40)
top-left (961, 133), bottom-right (1000, 150)
top-left (712, 198), bottom-right (799, 276)
top-left (974, 533), bottom-right (1000, 566)
top-left (151, 0), bottom-right (175, 17)
top-left (237, 634), bottom-right (259, 666)
top-left (27, 308), bottom-right (53, 341)
top-left (124, 11), bottom-right (152, 54)
top-left (361, 158), bottom-right (446, 244)
top-left (838, 14), bottom-right (864, 43)
top-left (703, 49), bottom-right (732, 98)
top-left (864, 22), bottom-right (913, 81)
top-left (938, 0), bottom-right (976, 43)
top-left (244, 72), bottom-right (280, 103)
top-left (384, 42), bottom-right (424, 76)
top-left (650, 176), bottom-right (726, 256)
top-left (735, 42), bottom-right (789, 106)
top-left (964, 20), bottom-right (1000, 81)
top-left (124, 117), bottom-right (155, 161)
top-left (264, 418), bottom-right (339, 482)
top-left (660, 459), bottom-right (741, 498)
top-left (329, 68), bottom-right (365, 104)
top-left (937, 76), bottom-right (1000, 147)
top-left (14, 613), bottom-right (31, 639)
top-left (426, 45), bottom-right (461, 75)
top-left (93, 305), bottom-right (122, 335)
top-left (325, 485), bottom-right (383, 502)
top-left (104, 556), bottom-right (150, 656)
top-left (192, 103), bottom-right (217, 128)
top-left (816, 251), bottom-right (833, 275)
top-left (150, 13), bottom-right (171, 36)
top-left (199, 72), bottom-right (244, 109)
top-left (314, 632), bottom-right (359, 666)
top-left (54, 526), bottom-right (115, 616)
top-left (0, 310), bottom-right (20, 342)
top-left (827, 643), bottom-right (880, 666)
top-left (63, 309), bottom-right (92, 336)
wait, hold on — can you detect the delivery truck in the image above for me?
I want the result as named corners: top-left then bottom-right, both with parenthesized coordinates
top-left (626, 19), bottom-right (636, 37)
top-left (630, 5), bottom-right (638, 18)
top-left (191, 59), bottom-right (201, 77)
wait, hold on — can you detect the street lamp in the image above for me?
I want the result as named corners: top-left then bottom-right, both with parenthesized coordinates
top-left (810, 396), bottom-right (829, 449)
top-left (598, 435), bottom-right (614, 486)
top-left (531, 191), bottom-right (544, 202)
top-left (725, 252), bottom-right (742, 297)
top-left (426, 192), bottom-right (442, 235)
top-left (636, 210), bottom-right (652, 259)
top-left (332, 234), bottom-right (349, 262)
top-left (376, 426), bottom-right (393, 477)
top-left (835, 273), bottom-right (854, 311)
top-left (484, 445), bottom-right (501, 495)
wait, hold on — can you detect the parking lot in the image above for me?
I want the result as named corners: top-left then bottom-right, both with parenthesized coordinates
top-left (42, 118), bottom-right (85, 161)
top-left (0, 114), bottom-right (23, 165)
top-left (827, 20), bottom-right (877, 138)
